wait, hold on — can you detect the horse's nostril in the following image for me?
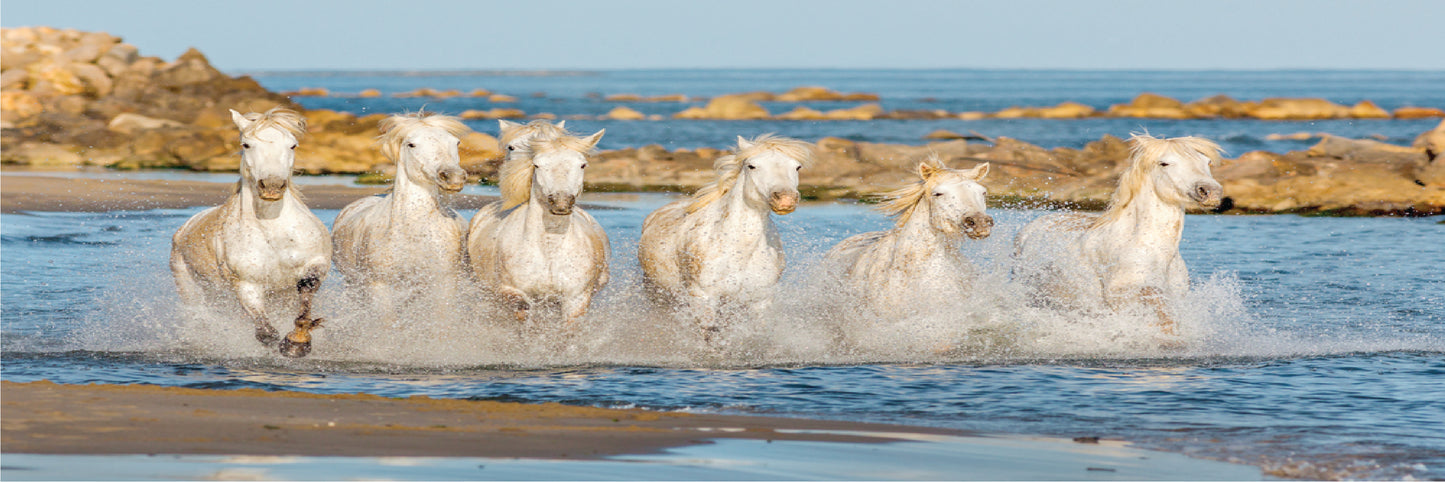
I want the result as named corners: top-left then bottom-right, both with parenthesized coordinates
top-left (1198, 186), bottom-right (1212, 197)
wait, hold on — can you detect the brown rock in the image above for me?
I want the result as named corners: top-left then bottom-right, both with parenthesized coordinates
top-left (604, 106), bottom-right (646, 120)
top-left (96, 43), bottom-right (139, 77)
top-left (154, 48), bottom-right (223, 87)
top-left (460, 108), bottom-right (526, 120)
top-left (0, 91), bottom-right (44, 123)
top-left (1036, 101), bottom-right (1095, 119)
top-left (1, 142), bottom-right (83, 165)
top-left (774, 106), bottom-right (827, 120)
top-left (357, 88), bottom-right (382, 98)
top-left (469, 88), bottom-right (492, 97)
top-left (923, 129), bottom-right (967, 140)
top-left (1184, 95), bottom-right (1248, 118)
top-left (1245, 98), bottom-right (1351, 120)
top-left (285, 87), bottom-right (330, 97)
top-left (646, 94), bottom-right (689, 102)
top-left (1348, 100), bottom-right (1391, 119)
top-left (106, 113), bottom-right (185, 133)
top-left (488, 94), bottom-right (517, 103)
top-left (604, 93), bottom-right (642, 102)
top-left (1394, 107), bottom-right (1445, 119)
top-left (824, 103), bottom-right (884, 120)
top-left (674, 95), bottom-right (770, 120)
top-left (1107, 93), bottom-right (1191, 119)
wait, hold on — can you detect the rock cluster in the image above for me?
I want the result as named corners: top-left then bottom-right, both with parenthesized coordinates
top-left (1, 27), bottom-right (501, 174)
top-left (3, 28), bottom-right (1441, 216)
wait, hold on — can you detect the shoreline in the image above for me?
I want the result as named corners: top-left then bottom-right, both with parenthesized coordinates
top-left (0, 381), bottom-right (1266, 480)
top-left (0, 380), bottom-right (957, 459)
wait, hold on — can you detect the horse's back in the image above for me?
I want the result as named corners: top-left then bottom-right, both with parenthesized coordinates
top-left (824, 230), bottom-right (888, 269)
top-left (1014, 211), bottom-right (1094, 255)
top-left (637, 198), bottom-right (690, 280)
top-left (330, 194), bottom-right (388, 273)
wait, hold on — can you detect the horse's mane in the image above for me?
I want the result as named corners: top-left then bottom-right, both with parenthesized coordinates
top-left (499, 129), bottom-right (599, 209)
top-left (376, 111), bottom-right (470, 163)
top-left (499, 120), bottom-right (568, 149)
top-left (877, 154), bottom-right (948, 227)
top-left (238, 107), bottom-right (306, 140)
top-left (686, 134), bottom-right (814, 213)
top-left (1095, 133), bottom-right (1223, 226)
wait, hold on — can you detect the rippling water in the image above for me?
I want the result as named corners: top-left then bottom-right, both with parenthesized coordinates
top-left (3, 193), bottom-right (1442, 479)
top-left (5, 70), bottom-right (1445, 479)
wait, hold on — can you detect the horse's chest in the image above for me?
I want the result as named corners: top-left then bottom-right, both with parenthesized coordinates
top-left (505, 232), bottom-right (596, 291)
top-left (222, 219), bottom-right (324, 282)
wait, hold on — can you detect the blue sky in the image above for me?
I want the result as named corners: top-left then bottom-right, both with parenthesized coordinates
top-left (4, 0), bottom-right (1442, 71)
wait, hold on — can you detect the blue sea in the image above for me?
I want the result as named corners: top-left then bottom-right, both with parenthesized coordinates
top-left (3, 70), bottom-right (1443, 479)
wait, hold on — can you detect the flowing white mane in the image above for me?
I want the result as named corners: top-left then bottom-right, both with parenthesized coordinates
top-left (1096, 133), bottom-right (1223, 226)
top-left (376, 111), bottom-right (469, 163)
top-left (686, 134), bottom-right (814, 213)
top-left (499, 119), bottom-right (569, 149)
top-left (238, 107), bottom-right (306, 140)
top-left (877, 153), bottom-right (977, 228)
top-left (498, 130), bottom-right (599, 209)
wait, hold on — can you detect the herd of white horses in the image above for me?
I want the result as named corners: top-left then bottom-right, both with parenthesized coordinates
top-left (170, 108), bottom-right (1224, 358)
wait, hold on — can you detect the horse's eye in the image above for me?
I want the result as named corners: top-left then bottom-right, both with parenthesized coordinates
top-left (241, 143), bottom-right (250, 149)
top-left (1159, 162), bottom-right (1171, 167)
top-left (407, 143), bottom-right (416, 148)
top-left (933, 192), bottom-right (944, 197)
top-left (747, 165), bottom-right (756, 170)
top-left (507, 146), bottom-right (515, 151)
top-left (581, 163), bottom-right (588, 169)
top-left (290, 145), bottom-right (297, 150)
top-left (796, 166), bottom-right (802, 171)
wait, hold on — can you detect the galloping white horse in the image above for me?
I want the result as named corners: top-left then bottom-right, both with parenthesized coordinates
top-left (170, 108), bottom-right (331, 357)
top-left (638, 134), bottom-right (812, 340)
top-left (1013, 133), bottom-right (1223, 335)
top-left (467, 125), bottom-right (608, 325)
top-left (331, 112), bottom-right (472, 321)
top-left (825, 155), bottom-right (992, 313)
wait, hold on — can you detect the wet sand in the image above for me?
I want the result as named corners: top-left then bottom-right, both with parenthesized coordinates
top-left (0, 174), bottom-right (499, 214)
top-left (1, 381), bottom-right (957, 459)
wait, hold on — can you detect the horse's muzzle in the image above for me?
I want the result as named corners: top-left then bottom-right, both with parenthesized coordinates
top-left (962, 213), bottom-right (994, 239)
top-left (547, 193), bottom-right (576, 216)
top-left (1192, 181), bottom-right (1223, 208)
top-left (437, 168), bottom-right (467, 193)
top-left (257, 178), bottom-right (288, 201)
top-left (769, 190), bottom-right (799, 215)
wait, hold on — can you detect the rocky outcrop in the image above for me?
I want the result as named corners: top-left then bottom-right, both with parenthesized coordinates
top-left (1, 27), bottom-right (500, 175)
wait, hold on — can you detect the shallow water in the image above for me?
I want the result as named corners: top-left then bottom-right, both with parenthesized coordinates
top-left (2, 190), bottom-right (1441, 479)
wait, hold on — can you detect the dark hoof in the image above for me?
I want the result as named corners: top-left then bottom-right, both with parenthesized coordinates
top-left (255, 327), bottom-right (280, 347)
top-left (278, 337), bottom-right (311, 358)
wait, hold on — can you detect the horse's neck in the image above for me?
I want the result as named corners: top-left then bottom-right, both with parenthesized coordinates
top-left (520, 193), bottom-right (572, 236)
top-left (703, 183), bottom-right (772, 236)
top-left (891, 204), bottom-right (953, 255)
top-left (232, 178), bottom-right (289, 221)
top-left (1104, 187), bottom-right (1184, 248)
top-left (389, 164), bottom-right (444, 222)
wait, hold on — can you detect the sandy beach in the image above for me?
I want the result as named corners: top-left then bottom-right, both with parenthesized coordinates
top-left (0, 172), bottom-right (500, 214)
top-left (0, 380), bottom-right (954, 459)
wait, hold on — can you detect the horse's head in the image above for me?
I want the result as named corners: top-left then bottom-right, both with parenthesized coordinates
top-left (380, 113), bottom-right (471, 193)
top-left (521, 129), bottom-right (604, 216)
top-left (921, 160), bottom-right (992, 239)
top-left (734, 135), bottom-right (812, 215)
top-left (1133, 134), bottom-right (1224, 208)
top-left (231, 108), bottom-right (305, 201)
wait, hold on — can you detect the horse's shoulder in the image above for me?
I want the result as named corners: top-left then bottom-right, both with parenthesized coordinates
top-left (641, 199), bottom-right (688, 233)
top-left (335, 195), bottom-right (385, 225)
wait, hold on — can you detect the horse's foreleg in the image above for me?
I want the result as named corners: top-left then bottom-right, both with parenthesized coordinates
top-left (562, 293), bottom-right (592, 328)
top-left (1137, 286), bottom-right (1177, 336)
top-left (235, 282), bottom-right (278, 347)
top-left (496, 286), bottom-right (531, 322)
top-left (279, 266), bottom-right (326, 358)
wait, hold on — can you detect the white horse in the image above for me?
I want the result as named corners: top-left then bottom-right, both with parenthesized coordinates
top-left (170, 108), bottom-right (331, 357)
top-left (637, 134), bottom-right (812, 341)
top-left (825, 155), bottom-right (992, 314)
top-left (1013, 133), bottom-right (1224, 335)
top-left (331, 112), bottom-right (472, 322)
top-left (467, 125), bottom-right (608, 325)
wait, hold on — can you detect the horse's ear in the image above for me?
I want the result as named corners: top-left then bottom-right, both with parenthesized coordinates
top-left (498, 119), bottom-right (522, 132)
top-left (736, 135), bottom-right (755, 150)
top-left (970, 162), bottom-right (990, 180)
top-left (230, 109), bottom-right (251, 129)
top-left (583, 129), bottom-right (605, 148)
top-left (555, 120), bottom-right (566, 129)
top-left (918, 161), bottom-right (942, 180)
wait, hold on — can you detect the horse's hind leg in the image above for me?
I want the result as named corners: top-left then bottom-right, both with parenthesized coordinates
top-left (280, 267), bottom-right (326, 358)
